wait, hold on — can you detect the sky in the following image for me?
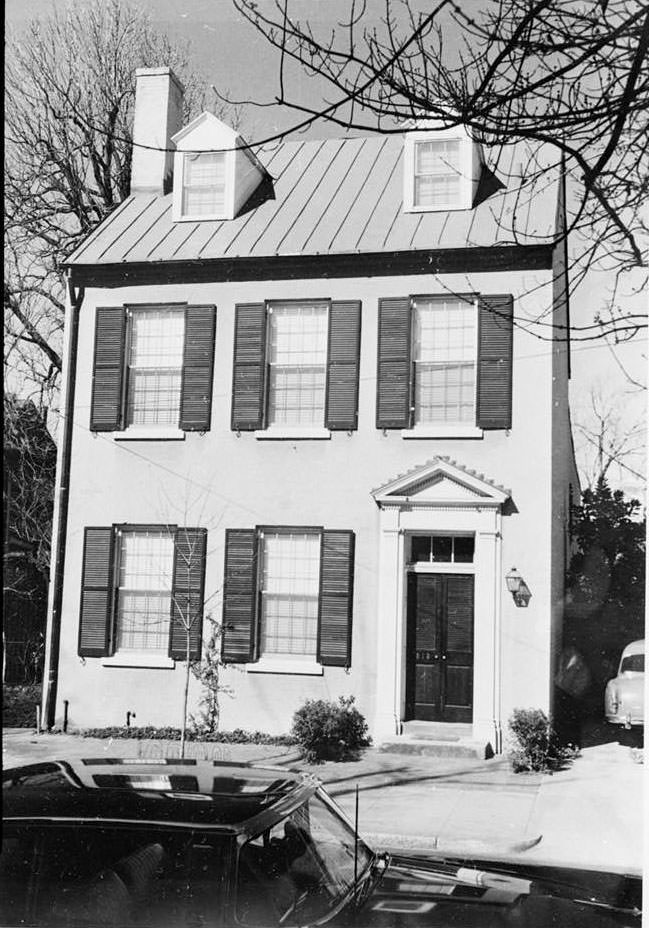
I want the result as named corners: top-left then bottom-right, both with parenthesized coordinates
top-left (6, 0), bottom-right (647, 497)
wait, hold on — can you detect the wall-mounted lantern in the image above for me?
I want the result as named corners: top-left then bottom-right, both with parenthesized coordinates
top-left (505, 567), bottom-right (532, 607)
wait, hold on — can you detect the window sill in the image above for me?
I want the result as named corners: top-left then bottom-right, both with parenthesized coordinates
top-left (114, 428), bottom-right (185, 442)
top-left (404, 202), bottom-right (472, 213)
top-left (174, 210), bottom-right (232, 223)
top-left (101, 653), bottom-right (175, 669)
top-left (254, 428), bottom-right (331, 441)
top-left (245, 659), bottom-right (324, 676)
top-left (401, 426), bottom-right (483, 439)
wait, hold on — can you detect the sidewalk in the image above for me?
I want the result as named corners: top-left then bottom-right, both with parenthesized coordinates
top-left (2, 729), bottom-right (643, 875)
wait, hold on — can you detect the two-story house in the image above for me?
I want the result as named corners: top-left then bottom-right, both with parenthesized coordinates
top-left (42, 67), bottom-right (578, 753)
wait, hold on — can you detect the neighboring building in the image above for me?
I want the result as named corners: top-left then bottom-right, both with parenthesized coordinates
top-left (43, 68), bottom-right (578, 751)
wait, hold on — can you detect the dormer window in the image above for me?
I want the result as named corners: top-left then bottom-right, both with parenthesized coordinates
top-left (413, 139), bottom-right (462, 208)
top-left (172, 111), bottom-right (267, 223)
top-left (404, 126), bottom-right (480, 213)
top-left (182, 152), bottom-right (226, 216)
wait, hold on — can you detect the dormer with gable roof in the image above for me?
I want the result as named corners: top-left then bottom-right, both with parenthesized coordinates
top-left (171, 112), bottom-right (267, 222)
top-left (403, 118), bottom-right (485, 213)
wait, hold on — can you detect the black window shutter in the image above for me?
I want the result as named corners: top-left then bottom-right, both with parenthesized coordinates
top-left (180, 305), bottom-right (216, 431)
top-left (221, 529), bottom-right (258, 663)
top-left (169, 528), bottom-right (207, 661)
top-left (325, 301), bottom-right (362, 430)
top-left (78, 527), bottom-right (115, 657)
top-left (318, 530), bottom-right (355, 667)
top-left (477, 294), bottom-right (514, 430)
top-left (90, 307), bottom-right (127, 431)
top-left (231, 304), bottom-right (266, 430)
top-left (376, 298), bottom-right (411, 428)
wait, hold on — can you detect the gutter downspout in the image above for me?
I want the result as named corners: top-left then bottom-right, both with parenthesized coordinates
top-left (493, 510), bottom-right (504, 754)
top-left (43, 276), bottom-right (84, 730)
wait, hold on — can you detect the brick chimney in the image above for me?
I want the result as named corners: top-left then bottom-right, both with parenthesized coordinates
top-left (130, 67), bottom-right (184, 195)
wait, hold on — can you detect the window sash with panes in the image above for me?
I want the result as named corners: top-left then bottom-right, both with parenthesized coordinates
top-left (412, 298), bottom-right (477, 425)
top-left (414, 140), bottom-right (462, 208)
top-left (267, 303), bottom-right (328, 427)
top-left (182, 152), bottom-right (226, 216)
top-left (411, 535), bottom-right (475, 565)
top-left (115, 530), bottom-right (174, 653)
top-left (259, 531), bottom-right (320, 658)
top-left (126, 308), bottom-right (185, 427)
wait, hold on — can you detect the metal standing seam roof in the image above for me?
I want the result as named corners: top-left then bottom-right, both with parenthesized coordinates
top-left (66, 136), bottom-right (561, 268)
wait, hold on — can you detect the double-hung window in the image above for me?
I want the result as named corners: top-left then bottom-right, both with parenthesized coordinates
top-left (221, 527), bottom-right (355, 670)
top-left (376, 292), bottom-right (514, 432)
top-left (231, 299), bottom-right (361, 435)
top-left (126, 308), bottom-right (185, 428)
top-left (413, 139), bottom-right (462, 209)
top-left (259, 531), bottom-right (321, 659)
top-left (90, 303), bottom-right (216, 435)
top-left (267, 303), bottom-right (328, 428)
top-left (182, 152), bottom-right (226, 217)
top-left (78, 525), bottom-right (207, 664)
top-left (404, 132), bottom-right (474, 212)
top-left (412, 297), bottom-right (477, 426)
top-left (114, 530), bottom-right (174, 654)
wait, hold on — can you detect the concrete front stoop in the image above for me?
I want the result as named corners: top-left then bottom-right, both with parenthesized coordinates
top-left (378, 722), bottom-right (493, 761)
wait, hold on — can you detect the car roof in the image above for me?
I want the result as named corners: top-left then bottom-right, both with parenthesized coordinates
top-left (621, 639), bottom-right (645, 657)
top-left (2, 759), bottom-right (318, 834)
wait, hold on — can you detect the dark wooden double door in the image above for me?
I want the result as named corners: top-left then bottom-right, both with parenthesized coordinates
top-left (405, 574), bottom-right (474, 723)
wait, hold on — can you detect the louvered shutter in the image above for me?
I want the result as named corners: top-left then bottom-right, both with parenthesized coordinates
top-left (477, 294), bottom-right (514, 430)
top-left (325, 301), bottom-right (362, 430)
top-left (169, 528), bottom-right (207, 661)
top-left (90, 307), bottom-right (126, 431)
top-left (179, 305), bottom-right (216, 431)
top-left (78, 527), bottom-right (114, 657)
top-left (221, 530), bottom-right (258, 662)
top-left (376, 298), bottom-right (411, 428)
top-left (231, 304), bottom-right (266, 430)
top-left (318, 530), bottom-right (355, 667)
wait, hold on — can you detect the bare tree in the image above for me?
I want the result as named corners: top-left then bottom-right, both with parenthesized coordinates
top-left (4, 0), bottom-right (220, 406)
top-left (169, 527), bottom-right (213, 759)
top-left (574, 385), bottom-right (646, 490)
top-left (4, 396), bottom-right (57, 684)
top-left (4, 396), bottom-right (57, 582)
top-left (155, 481), bottom-right (226, 758)
top-left (232, 0), bottom-right (648, 343)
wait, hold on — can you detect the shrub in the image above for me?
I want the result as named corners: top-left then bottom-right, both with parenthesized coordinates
top-left (507, 708), bottom-right (579, 773)
top-left (3, 684), bottom-right (42, 728)
top-left (291, 696), bottom-right (371, 763)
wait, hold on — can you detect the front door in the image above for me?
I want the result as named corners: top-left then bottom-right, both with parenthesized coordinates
top-left (405, 574), bottom-right (474, 722)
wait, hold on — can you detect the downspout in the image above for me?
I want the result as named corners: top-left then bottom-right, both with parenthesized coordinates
top-left (493, 509), bottom-right (504, 754)
top-left (43, 276), bottom-right (84, 730)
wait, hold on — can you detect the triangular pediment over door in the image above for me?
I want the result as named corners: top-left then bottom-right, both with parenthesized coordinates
top-left (371, 456), bottom-right (510, 509)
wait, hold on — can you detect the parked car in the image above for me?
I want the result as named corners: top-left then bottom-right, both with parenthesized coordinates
top-left (1, 759), bottom-right (641, 926)
top-left (604, 639), bottom-right (645, 729)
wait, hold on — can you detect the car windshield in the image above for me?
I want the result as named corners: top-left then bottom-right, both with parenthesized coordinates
top-left (0, 823), bottom-right (230, 927)
top-left (620, 653), bottom-right (644, 673)
top-left (236, 788), bottom-right (374, 925)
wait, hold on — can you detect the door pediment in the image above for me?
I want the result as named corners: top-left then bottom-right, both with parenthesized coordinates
top-left (371, 457), bottom-right (510, 509)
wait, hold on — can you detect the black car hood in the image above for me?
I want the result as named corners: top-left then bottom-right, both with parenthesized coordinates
top-left (345, 853), bottom-right (641, 927)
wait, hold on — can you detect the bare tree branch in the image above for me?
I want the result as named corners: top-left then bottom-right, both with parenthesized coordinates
top-left (4, 0), bottom-right (220, 405)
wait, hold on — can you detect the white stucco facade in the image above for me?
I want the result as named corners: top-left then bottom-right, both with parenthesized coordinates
top-left (44, 262), bottom-right (578, 752)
